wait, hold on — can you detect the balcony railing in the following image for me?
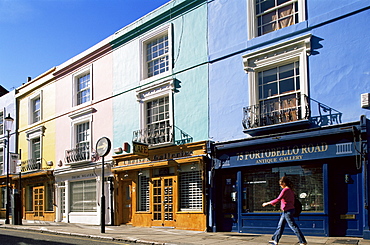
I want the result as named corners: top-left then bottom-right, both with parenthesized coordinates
top-left (133, 125), bottom-right (193, 147)
top-left (65, 145), bottom-right (90, 164)
top-left (242, 95), bottom-right (342, 130)
top-left (20, 158), bottom-right (52, 172)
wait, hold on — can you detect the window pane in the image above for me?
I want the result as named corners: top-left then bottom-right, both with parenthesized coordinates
top-left (242, 164), bottom-right (323, 213)
top-left (77, 74), bottom-right (90, 105)
top-left (70, 180), bottom-right (96, 212)
top-left (180, 170), bottom-right (202, 211)
top-left (146, 34), bottom-right (169, 78)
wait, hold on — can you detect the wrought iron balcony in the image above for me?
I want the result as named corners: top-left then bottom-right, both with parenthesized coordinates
top-left (242, 95), bottom-right (342, 130)
top-left (65, 144), bottom-right (90, 164)
top-left (133, 125), bottom-right (193, 147)
top-left (20, 158), bottom-right (52, 172)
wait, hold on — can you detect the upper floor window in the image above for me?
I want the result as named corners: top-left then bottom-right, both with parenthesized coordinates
top-left (248, 0), bottom-right (305, 38)
top-left (242, 34), bottom-right (311, 128)
top-left (135, 80), bottom-right (174, 146)
top-left (146, 34), bottom-right (169, 78)
top-left (0, 111), bottom-right (3, 134)
top-left (28, 92), bottom-right (42, 124)
top-left (0, 148), bottom-right (3, 175)
top-left (31, 137), bottom-right (41, 160)
top-left (76, 122), bottom-right (90, 151)
top-left (77, 73), bottom-right (91, 105)
top-left (32, 97), bottom-right (41, 123)
top-left (141, 25), bottom-right (172, 81)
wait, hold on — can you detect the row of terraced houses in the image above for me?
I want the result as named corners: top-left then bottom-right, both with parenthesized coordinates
top-left (0, 0), bottom-right (370, 238)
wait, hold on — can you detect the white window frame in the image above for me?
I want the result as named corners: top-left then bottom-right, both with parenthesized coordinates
top-left (72, 66), bottom-right (92, 107)
top-left (68, 110), bottom-right (92, 163)
top-left (25, 126), bottom-right (45, 161)
top-left (140, 24), bottom-right (172, 83)
top-left (0, 110), bottom-right (4, 135)
top-left (247, 0), bottom-right (306, 39)
top-left (28, 91), bottom-right (43, 125)
top-left (242, 34), bottom-right (311, 123)
top-left (136, 79), bottom-right (175, 146)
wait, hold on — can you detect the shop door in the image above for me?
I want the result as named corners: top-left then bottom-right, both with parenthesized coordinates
top-left (152, 177), bottom-right (176, 227)
top-left (329, 160), bottom-right (363, 236)
top-left (121, 181), bottom-right (132, 224)
top-left (33, 186), bottom-right (44, 220)
top-left (216, 173), bottom-right (238, 232)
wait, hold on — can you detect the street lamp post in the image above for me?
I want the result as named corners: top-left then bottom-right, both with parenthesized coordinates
top-left (4, 113), bottom-right (14, 224)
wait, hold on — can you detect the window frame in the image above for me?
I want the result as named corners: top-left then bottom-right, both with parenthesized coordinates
top-left (242, 34), bottom-right (311, 125)
top-left (25, 126), bottom-right (45, 161)
top-left (72, 66), bottom-right (92, 107)
top-left (70, 179), bottom-right (97, 212)
top-left (136, 80), bottom-right (175, 147)
top-left (248, 0), bottom-right (306, 39)
top-left (137, 170), bottom-right (150, 212)
top-left (0, 110), bottom-right (4, 135)
top-left (28, 91), bottom-right (43, 125)
top-left (140, 24), bottom-right (172, 83)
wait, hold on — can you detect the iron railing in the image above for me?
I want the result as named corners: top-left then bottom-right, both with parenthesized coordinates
top-left (20, 158), bottom-right (52, 172)
top-left (133, 125), bottom-right (193, 146)
top-left (242, 95), bottom-right (342, 130)
top-left (65, 145), bottom-right (90, 164)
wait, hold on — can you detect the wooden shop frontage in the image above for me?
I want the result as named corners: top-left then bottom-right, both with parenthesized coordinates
top-left (112, 141), bottom-right (209, 231)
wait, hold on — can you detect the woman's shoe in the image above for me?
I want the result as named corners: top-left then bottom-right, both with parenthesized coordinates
top-left (269, 241), bottom-right (278, 245)
top-left (299, 243), bottom-right (307, 245)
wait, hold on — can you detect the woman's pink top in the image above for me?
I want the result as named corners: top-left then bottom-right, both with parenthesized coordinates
top-left (270, 187), bottom-right (295, 211)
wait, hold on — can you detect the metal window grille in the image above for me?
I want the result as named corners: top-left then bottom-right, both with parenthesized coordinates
top-left (77, 73), bottom-right (90, 105)
top-left (179, 171), bottom-right (202, 211)
top-left (146, 34), bottom-right (169, 77)
top-left (70, 179), bottom-right (96, 212)
top-left (138, 175), bottom-right (150, 211)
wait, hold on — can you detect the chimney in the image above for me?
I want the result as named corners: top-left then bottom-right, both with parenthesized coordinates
top-left (27, 77), bottom-right (32, 82)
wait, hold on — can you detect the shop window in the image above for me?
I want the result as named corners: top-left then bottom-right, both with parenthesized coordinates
top-left (0, 187), bottom-right (5, 209)
top-left (179, 170), bottom-right (203, 211)
top-left (242, 164), bottom-right (323, 213)
top-left (70, 179), bottom-right (96, 212)
top-left (248, 0), bottom-right (305, 38)
top-left (45, 183), bottom-right (54, 211)
top-left (137, 174), bottom-right (150, 212)
top-left (26, 186), bottom-right (33, 211)
top-left (243, 34), bottom-right (311, 128)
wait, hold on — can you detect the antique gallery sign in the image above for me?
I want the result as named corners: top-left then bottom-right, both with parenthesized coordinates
top-left (217, 141), bottom-right (358, 168)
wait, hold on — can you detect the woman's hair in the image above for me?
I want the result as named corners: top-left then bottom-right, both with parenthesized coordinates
top-left (279, 176), bottom-right (294, 189)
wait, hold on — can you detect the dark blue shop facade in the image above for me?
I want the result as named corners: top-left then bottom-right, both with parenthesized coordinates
top-left (210, 116), bottom-right (370, 238)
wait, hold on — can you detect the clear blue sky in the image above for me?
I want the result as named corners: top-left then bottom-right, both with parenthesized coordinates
top-left (0, 0), bottom-right (170, 91)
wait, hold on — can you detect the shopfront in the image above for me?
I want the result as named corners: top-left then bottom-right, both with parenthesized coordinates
top-left (211, 117), bottom-right (370, 237)
top-left (13, 171), bottom-right (55, 222)
top-left (112, 141), bottom-right (209, 231)
top-left (54, 163), bottom-right (113, 225)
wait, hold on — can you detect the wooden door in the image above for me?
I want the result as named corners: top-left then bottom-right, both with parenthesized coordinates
top-left (33, 186), bottom-right (44, 220)
top-left (152, 177), bottom-right (176, 227)
top-left (122, 181), bottom-right (132, 224)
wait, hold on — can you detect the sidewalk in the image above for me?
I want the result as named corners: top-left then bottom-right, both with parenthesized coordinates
top-left (1, 220), bottom-right (369, 245)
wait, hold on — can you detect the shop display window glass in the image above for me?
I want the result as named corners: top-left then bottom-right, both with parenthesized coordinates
top-left (242, 164), bottom-right (323, 213)
top-left (70, 179), bottom-right (96, 212)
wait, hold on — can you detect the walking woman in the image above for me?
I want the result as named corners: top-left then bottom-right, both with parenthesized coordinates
top-left (262, 176), bottom-right (307, 245)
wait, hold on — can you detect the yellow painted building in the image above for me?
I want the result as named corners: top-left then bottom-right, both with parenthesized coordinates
top-left (15, 68), bottom-right (57, 221)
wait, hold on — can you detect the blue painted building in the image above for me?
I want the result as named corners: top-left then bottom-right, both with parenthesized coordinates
top-left (208, 0), bottom-right (370, 238)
